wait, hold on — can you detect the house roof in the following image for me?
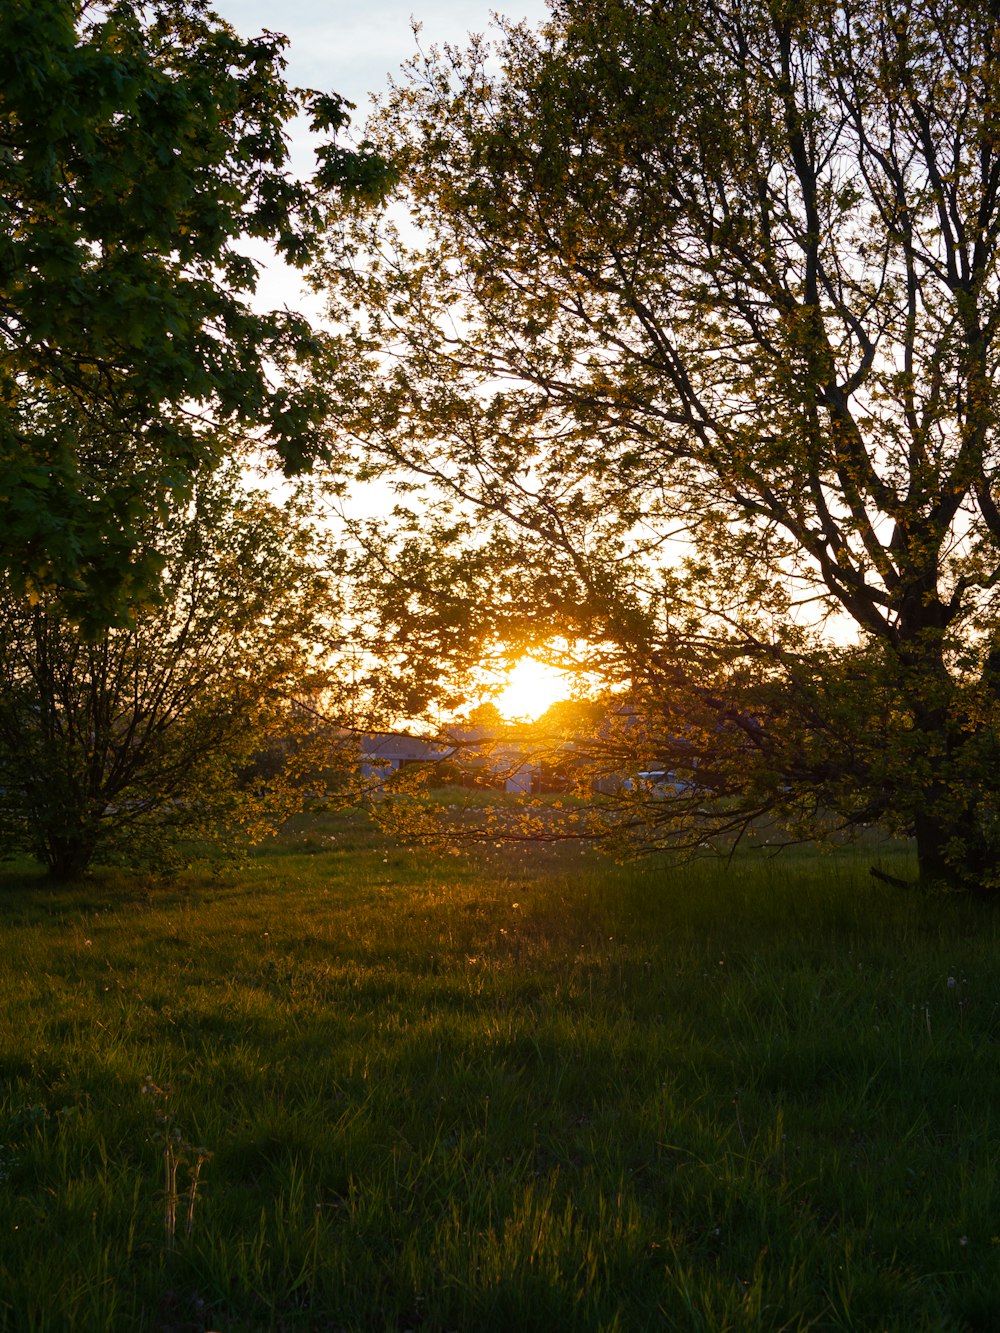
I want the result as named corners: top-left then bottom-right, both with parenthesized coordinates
top-left (359, 732), bottom-right (454, 761)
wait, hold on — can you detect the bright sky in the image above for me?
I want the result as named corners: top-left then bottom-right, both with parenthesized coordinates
top-left (217, 2), bottom-right (551, 117)
top-left (214, 1), bottom-right (551, 309)
top-left (211, 3), bottom-right (573, 703)
top-left (494, 656), bottom-right (568, 720)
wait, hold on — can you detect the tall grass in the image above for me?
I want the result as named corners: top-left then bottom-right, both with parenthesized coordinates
top-left (0, 815), bottom-right (997, 1329)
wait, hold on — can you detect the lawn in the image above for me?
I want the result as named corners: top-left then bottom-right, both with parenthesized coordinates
top-left (0, 807), bottom-right (998, 1330)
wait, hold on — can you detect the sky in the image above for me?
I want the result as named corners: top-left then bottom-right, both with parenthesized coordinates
top-left (217, 1), bottom-right (551, 117)
top-left (212, 2), bottom-right (569, 712)
top-left (213, 0), bottom-right (552, 310)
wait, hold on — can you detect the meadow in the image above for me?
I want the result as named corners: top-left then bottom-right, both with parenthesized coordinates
top-left (0, 804), bottom-right (998, 1331)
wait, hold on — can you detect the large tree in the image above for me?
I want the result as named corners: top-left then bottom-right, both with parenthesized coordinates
top-left (0, 0), bottom-right (388, 622)
top-left (320, 0), bottom-right (1000, 889)
top-left (0, 458), bottom-right (345, 880)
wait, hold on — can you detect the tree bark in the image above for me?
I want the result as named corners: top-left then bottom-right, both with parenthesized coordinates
top-left (43, 830), bottom-right (98, 882)
top-left (913, 806), bottom-right (957, 889)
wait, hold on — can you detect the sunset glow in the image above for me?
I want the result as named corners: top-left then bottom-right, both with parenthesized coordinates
top-left (494, 656), bottom-right (568, 720)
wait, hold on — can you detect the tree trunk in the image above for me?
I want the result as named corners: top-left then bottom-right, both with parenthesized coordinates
top-left (43, 832), bottom-right (97, 881)
top-left (908, 728), bottom-right (996, 893)
top-left (913, 806), bottom-right (957, 889)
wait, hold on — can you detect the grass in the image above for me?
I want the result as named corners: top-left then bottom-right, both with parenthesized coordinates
top-left (0, 807), bottom-right (998, 1330)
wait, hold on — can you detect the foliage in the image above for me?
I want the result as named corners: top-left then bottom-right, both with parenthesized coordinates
top-left (318, 0), bottom-right (1000, 889)
top-left (0, 461), bottom-right (347, 879)
top-left (0, 0), bottom-right (391, 622)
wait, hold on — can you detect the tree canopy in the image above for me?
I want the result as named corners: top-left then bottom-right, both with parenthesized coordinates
top-left (0, 458), bottom-right (345, 879)
top-left (320, 0), bottom-right (1000, 889)
top-left (0, 0), bottom-right (389, 622)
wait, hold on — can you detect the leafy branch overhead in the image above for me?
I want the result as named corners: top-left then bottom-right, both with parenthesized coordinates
top-left (0, 0), bottom-right (393, 622)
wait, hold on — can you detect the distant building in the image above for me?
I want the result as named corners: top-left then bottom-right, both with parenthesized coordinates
top-left (358, 732), bottom-right (454, 781)
top-left (359, 729), bottom-right (542, 794)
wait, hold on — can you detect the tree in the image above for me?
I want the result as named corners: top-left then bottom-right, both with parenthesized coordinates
top-left (0, 460), bottom-right (345, 879)
top-left (319, 0), bottom-right (1000, 889)
top-left (0, 0), bottom-right (390, 622)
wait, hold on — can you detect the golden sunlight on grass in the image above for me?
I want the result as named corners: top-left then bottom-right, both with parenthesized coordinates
top-left (494, 655), bottom-right (568, 720)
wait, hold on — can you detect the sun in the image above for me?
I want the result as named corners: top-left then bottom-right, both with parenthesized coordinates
top-left (494, 656), bottom-right (568, 721)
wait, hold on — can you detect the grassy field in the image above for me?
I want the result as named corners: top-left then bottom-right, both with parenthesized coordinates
top-left (0, 807), bottom-right (998, 1331)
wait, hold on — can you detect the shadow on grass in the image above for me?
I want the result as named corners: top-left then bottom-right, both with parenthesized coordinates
top-left (0, 823), bottom-right (998, 1329)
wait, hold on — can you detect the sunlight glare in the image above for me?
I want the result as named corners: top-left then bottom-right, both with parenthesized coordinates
top-left (494, 657), bottom-right (568, 720)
